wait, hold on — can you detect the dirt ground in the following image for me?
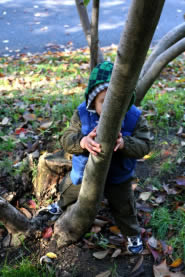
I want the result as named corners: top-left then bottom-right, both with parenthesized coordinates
top-left (0, 129), bottom-right (185, 277)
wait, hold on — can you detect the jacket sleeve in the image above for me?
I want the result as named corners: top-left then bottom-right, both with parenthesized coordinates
top-left (119, 115), bottom-right (153, 159)
top-left (60, 110), bottom-right (87, 155)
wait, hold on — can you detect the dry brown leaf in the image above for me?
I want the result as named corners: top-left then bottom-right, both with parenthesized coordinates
top-left (170, 258), bottom-right (183, 268)
top-left (93, 249), bottom-right (109, 260)
top-left (19, 207), bottom-right (32, 219)
top-left (95, 270), bottom-right (111, 277)
top-left (40, 120), bottom-right (53, 130)
top-left (91, 225), bottom-right (101, 234)
top-left (94, 218), bottom-right (108, 227)
top-left (111, 248), bottom-right (121, 258)
top-left (153, 259), bottom-right (185, 277)
top-left (109, 226), bottom-right (121, 235)
top-left (23, 113), bottom-right (36, 121)
top-left (130, 255), bottom-right (144, 276)
top-left (139, 191), bottom-right (152, 201)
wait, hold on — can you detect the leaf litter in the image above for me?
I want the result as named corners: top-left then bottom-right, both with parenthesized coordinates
top-left (0, 49), bottom-right (184, 276)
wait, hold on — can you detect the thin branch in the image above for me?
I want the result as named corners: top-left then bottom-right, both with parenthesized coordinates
top-left (75, 0), bottom-right (104, 63)
top-left (0, 197), bottom-right (32, 233)
top-left (140, 23), bottom-right (185, 79)
top-left (90, 0), bottom-right (100, 70)
top-left (135, 38), bottom-right (185, 105)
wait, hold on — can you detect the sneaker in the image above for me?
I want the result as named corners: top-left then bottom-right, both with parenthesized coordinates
top-left (127, 235), bottom-right (143, 254)
top-left (37, 203), bottom-right (62, 215)
top-left (47, 203), bottom-right (62, 215)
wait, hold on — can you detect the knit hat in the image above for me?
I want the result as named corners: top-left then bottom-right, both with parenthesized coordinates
top-left (87, 82), bottom-right (109, 112)
top-left (85, 61), bottom-right (113, 105)
top-left (85, 61), bottom-right (135, 112)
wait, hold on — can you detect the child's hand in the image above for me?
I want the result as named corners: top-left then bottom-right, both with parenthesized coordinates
top-left (80, 127), bottom-right (101, 155)
top-left (114, 132), bottom-right (124, 151)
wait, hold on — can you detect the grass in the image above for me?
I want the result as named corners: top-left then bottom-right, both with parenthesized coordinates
top-left (0, 48), bottom-right (185, 270)
top-left (150, 207), bottom-right (185, 260)
top-left (0, 258), bottom-right (55, 277)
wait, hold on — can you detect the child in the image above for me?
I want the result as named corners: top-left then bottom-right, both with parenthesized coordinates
top-left (59, 61), bottom-right (152, 254)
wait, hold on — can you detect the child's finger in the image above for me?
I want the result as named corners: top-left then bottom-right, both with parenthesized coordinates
top-left (114, 142), bottom-right (121, 152)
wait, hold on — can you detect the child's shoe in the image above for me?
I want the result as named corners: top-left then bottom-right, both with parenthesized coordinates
top-left (47, 203), bottom-right (62, 215)
top-left (127, 235), bottom-right (143, 254)
top-left (37, 202), bottom-right (62, 215)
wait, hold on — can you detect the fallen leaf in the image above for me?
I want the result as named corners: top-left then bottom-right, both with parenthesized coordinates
top-left (109, 226), bottom-right (121, 235)
top-left (153, 259), bottom-right (185, 277)
top-left (130, 255), bottom-right (144, 277)
top-left (28, 199), bottom-right (37, 209)
top-left (40, 120), bottom-right (53, 130)
top-left (46, 252), bottom-right (57, 259)
top-left (111, 248), bottom-right (121, 258)
top-left (147, 243), bottom-right (162, 263)
top-left (91, 225), bottom-right (101, 234)
top-left (181, 141), bottom-right (185, 146)
top-left (148, 236), bottom-right (158, 249)
top-left (23, 113), bottom-right (36, 121)
top-left (176, 126), bottom-right (183, 136)
top-left (93, 249), bottom-right (109, 259)
top-left (42, 227), bottom-right (53, 239)
top-left (1, 117), bottom-right (9, 125)
top-left (176, 176), bottom-right (185, 187)
top-left (94, 218), bottom-right (108, 227)
top-left (19, 207), bottom-right (32, 219)
top-left (163, 184), bottom-right (178, 195)
top-left (155, 194), bottom-right (166, 204)
top-left (139, 191), bottom-right (152, 201)
top-left (15, 128), bottom-right (27, 135)
top-left (95, 270), bottom-right (111, 277)
top-left (170, 258), bottom-right (183, 268)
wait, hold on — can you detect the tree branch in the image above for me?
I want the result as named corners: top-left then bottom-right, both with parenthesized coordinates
top-left (140, 23), bottom-right (185, 79)
top-left (0, 197), bottom-right (32, 233)
top-left (75, 0), bottom-right (104, 63)
top-left (90, 0), bottom-right (100, 70)
top-left (135, 38), bottom-right (185, 106)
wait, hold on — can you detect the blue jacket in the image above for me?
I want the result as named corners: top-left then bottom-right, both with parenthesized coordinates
top-left (70, 101), bottom-right (141, 185)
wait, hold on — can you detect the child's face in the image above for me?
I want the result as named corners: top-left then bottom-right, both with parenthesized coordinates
top-left (94, 89), bottom-right (107, 115)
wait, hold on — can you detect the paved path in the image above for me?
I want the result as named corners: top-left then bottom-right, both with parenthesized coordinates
top-left (0, 0), bottom-right (184, 56)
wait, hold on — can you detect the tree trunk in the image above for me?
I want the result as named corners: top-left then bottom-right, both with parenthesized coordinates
top-left (90, 0), bottom-right (100, 71)
top-left (53, 0), bottom-right (165, 247)
top-left (135, 38), bottom-right (185, 106)
top-left (75, 0), bottom-right (104, 64)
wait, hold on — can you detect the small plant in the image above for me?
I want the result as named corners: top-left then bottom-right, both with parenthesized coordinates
top-left (150, 207), bottom-right (172, 239)
top-left (159, 158), bottom-right (175, 176)
top-left (110, 262), bottom-right (118, 277)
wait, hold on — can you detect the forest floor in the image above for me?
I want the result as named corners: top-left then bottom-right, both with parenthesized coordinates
top-left (0, 47), bottom-right (184, 277)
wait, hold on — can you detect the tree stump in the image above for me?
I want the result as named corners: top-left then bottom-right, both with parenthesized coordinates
top-left (33, 150), bottom-right (72, 200)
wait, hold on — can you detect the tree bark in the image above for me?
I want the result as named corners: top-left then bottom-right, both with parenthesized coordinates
top-left (90, 0), bottom-right (100, 71)
top-left (135, 38), bottom-right (185, 106)
top-left (75, 0), bottom-right (104, 64)
top-left (53, 0), bottom-right (165, 247)
top-left (139, 22), bottom-right (185, 79)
